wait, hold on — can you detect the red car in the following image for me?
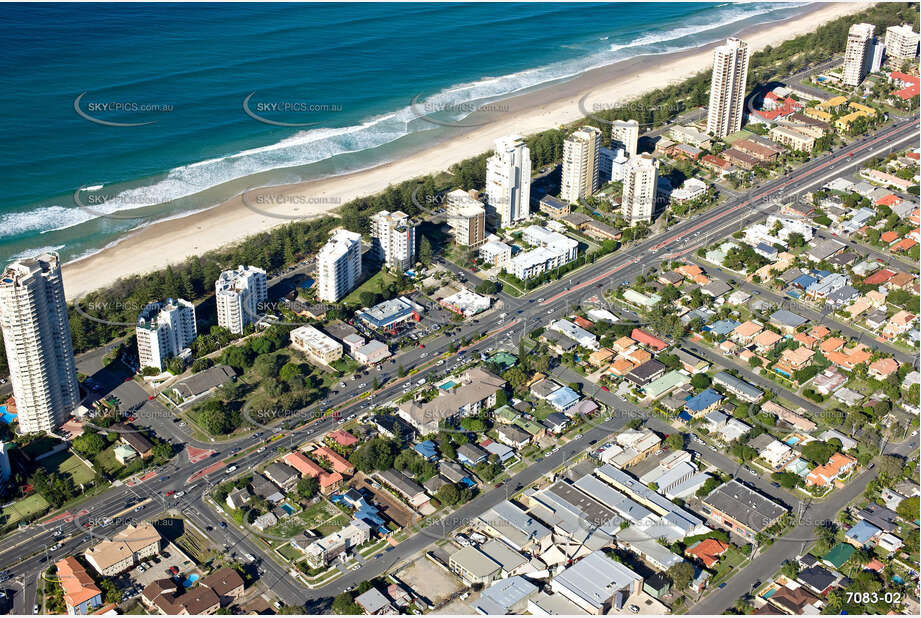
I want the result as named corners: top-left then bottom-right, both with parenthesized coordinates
top-left (419, 344), bottom-right (425, 349)
top-left (165, 490), bottom-right (175, 497)
top-left (148, 395), bottom-right (155, 400)
top-left (600, 386), bottom-right (610, 392)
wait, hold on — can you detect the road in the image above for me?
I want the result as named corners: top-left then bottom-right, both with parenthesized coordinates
top-left (688, 434), bottom-right (918, 615)
top-left (2, 116), bottom-right (916, 613)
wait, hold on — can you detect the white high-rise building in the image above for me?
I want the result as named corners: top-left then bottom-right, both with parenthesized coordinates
top-left (885, 24), bottom-right (919, 60)
top-left (446, 190), bottom-right (487, 248)
top-left (561, 126), bottom-right (603, 204)
top-left (843, 23), bottom-right (875, 86)
top-left (136, 298), bottom-right (197, 371)
top-left (621, 154), bottom-right (659, 225)
top-left (869, 38), bottom-right (885, 74)
top-left (0, 253), bottom-right (79, 434)
top-left (485, 136), bottom-right (531, 228)
top-left (215, 265), bottom-right (267, 335)
top-left (370, 210), bottom-right (416, 270)
top-left (599, 147), bottom-right (628, 183)
top-left (317, 229), bottom-right (362, 302)
top-left (706, 38), bottom-right (750, 139)
top-left (610, 119), bottom-right (639, 158)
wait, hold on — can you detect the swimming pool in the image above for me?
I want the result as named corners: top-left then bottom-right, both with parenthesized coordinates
top-left (762, 589), bottom-right (776, 599)
top-left (182, 574), bottom-right (199, 588)
top-left (0, 405), bottom-right (16, 424)
top-left (439, 381), bottom-right (457, 390)
top-left (785, 436), bottom-right (800, 446)
top-left (280, 503), bottom-right (296, 515)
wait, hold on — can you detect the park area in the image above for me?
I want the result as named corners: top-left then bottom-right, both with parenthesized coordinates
top-left (40, 451), bottom-right (95, 485)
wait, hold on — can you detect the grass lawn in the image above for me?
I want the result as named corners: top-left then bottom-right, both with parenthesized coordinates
top-left (316, 514), bottom-right (350, 537)
top-left (300, 500), bottom-right (339, 529)
top-left (40, 451), bottom-right (95, 485)
top-left (711, 546), bottom-right (747, 586)
top-left (1, 493), bottom-right (50, 526)
top-left (93, 445), bottom-right (125, 477)
top-left (277, 543), bottom-right (303, 562)
top-left (723, 129), bottom-right (755, 145)
top-left (341, 271), bottom-right (396, 306)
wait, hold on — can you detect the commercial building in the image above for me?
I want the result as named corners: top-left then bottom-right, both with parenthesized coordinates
top-left (550, 550), bottom-right (643, 615)
top-left (449, 546), bottom-right (501, 585)
top-left (561, 126), bottom-right (602, 203)
top-left (843, 23), bottom-right (875, 86)
top-left (215, 265), bottom-right (267, 334)
top-left (610, 119), bottom-right (639, 158)
top-left (136, 298), bottom-right (197, 370)
top-left (0, 253), bottom-right (79, 433)
top-left (446, 189), bottom-right (487, 248)
top-left (712, 371), bottom-right (763, 402)
top-left (290, 325), bottom-right (343, 365)
top-left (700, 479), bottom-right (788, 541)
top-left (439, 288), bottom-right (491, 317)
top-left (317, 228), bottom-right (362, 302)
top-left (476, 500), bottom-right (551, 552)
top-left (356, 296), bottom-right (422, 330)
top-left (85, 522), bottom-right (162, 576)
top-left (370, 210), bottom-right (417, 270)
top-left (486, 135), bottom-right (531, 228)
top-left (352, 340), bottom-right (391, 365)
top-left (621, 154), bottom-right (659, 224)
top-left (706, 38), bottom-right (750, 138)
top-left (885, 24), bottom-right (919, 60)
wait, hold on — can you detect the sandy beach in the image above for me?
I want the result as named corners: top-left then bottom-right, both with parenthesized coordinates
top-left (62, 2), bottom-right (867, 299)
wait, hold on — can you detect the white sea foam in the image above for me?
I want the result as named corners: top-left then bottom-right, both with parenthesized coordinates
top-left (12, 2), bottom-right (806, 240)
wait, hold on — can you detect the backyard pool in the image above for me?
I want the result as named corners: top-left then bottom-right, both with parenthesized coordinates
top-left (280, 503), bottom-right (296, 515)
top-left (182, 574), bottom-right (199, 588)
top-left (785, 436), bottom-right (800, 446)
top-left (0, 405), bottom-right (16, 424)
top-left (439, 381), bottom-right (457, 391)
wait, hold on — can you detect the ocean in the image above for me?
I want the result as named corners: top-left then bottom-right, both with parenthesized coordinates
top-left (0, 1), bottom-right (812, 265)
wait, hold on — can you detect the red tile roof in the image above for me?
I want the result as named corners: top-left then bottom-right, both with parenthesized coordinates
top-left (687, 538), bottom-right (729, 568)
top-left (631, 328), bottom-right (667, 351)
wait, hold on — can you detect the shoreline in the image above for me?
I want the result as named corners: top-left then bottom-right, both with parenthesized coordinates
top-left (61, 2), bottom-right (866, 299)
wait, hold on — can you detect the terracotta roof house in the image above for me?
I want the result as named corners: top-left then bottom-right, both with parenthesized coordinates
top-left (631, 328), bottom-right (667, 351)
top-left (825, 344), bottom-right (871, 370)
top-left (328, 429), bottom-right (359, 447)
top-left (753, 330), bottom-right (782, 351)
top-left (806, 453), bottom-right (857, 487)
top-left (313, 446), bottom-right (355, 475)
top-left (199, 567), bottom-right (245, 606)
top-left (819, 337), bottom-right (845, 354)
top-left (686, 538), bottom-right (729, 568)
top-left (868, 358), bottom-right (899, 380)
top-left (612, 336), bottom-right (637, 353)
top-left (56, 556), bottom-right (103, 615)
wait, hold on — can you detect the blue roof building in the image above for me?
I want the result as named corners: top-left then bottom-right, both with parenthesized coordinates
top-left (413, 440), bottom-right (438, 461)
top-left (684, 388), bottom-right (723, 416)
top-left (547, 386), bottom-right (581, 413)
top-left (792, 274), bottom-right (818, 289)
top-left (844, 520), bottom-right (881, 546)
top-left (706, 319), bottom-right (741, 337)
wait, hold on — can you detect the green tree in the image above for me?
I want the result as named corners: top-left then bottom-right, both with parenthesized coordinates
top-left (72, 432), bottom-right (107, 457)
top-left (667, 561), bottom-right (695, 590)
top-left (297, 476), bottom-right (320, 500)
top-left (332, 593), bottom-right (362, 615)
top-left (897, 496), bottom-right (919, 521)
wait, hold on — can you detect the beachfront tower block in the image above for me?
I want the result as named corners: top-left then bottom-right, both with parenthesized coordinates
top-left (136, 298), bottom-right (197, 371)
top-left (0, 253), bottom-right (80, 433)
top-left (561, 126), bottom-right (603, 204)
top-left (621, 154), bottom-right (659, 225)
top-left (706, 38), bottom-right (750, 139)
top-left (843, 23), bottom-right (875, 86)
top-left (446, 189), bottom-right (487, 248)
top-left (215, 265), bottom-right (267, 334)
top-left (317, 228), bottom-right (362, 302)
top-left (370, 210), bottom-right (417, 271)
top-left (610, 119), bottom-right (639, 158)
top-left (885, 24), bottom-right (919, 60)
top-left (486, 136), bottom-right (532, 228)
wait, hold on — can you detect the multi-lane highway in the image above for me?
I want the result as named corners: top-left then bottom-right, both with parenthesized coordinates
top-left (2, 116), bottom-right (917, 614)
